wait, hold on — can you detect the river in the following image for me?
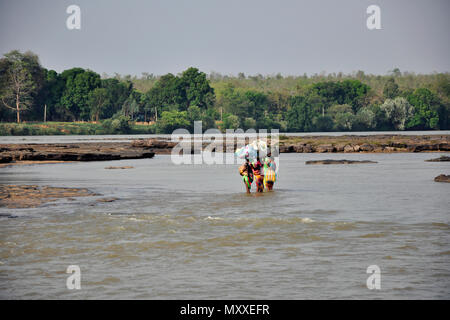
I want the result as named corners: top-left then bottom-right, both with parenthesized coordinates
top-left (0, 149), bottom-right (449, 299)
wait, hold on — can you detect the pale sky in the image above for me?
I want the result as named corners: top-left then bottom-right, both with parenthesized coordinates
top-left (0, 0), bottom-right (449, 76)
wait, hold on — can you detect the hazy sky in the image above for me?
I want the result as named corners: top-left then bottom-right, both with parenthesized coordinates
top-left (0, 0), bottom-right (449, 76)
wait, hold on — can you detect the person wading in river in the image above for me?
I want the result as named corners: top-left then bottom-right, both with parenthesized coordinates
top-left (263, 151), bottom-right (276, 191)
top-left (252, 154), bottom-right (264, 193)
top-left (239, 157), bottom-right (254, 194)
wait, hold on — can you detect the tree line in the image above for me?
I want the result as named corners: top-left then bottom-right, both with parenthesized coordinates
top-left (1, 50), bottom-right (449, 133)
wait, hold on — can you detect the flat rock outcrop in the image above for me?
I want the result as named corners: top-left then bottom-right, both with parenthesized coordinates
top-left (0, 142), bottom-right (155, 165)
top-left (0, 185), bottom-right (97, 208)
top-left (426, 156), bottom-right (450, 162)
top-left (434, 174), bottom-right (450, 183)
top-left (305, 159), bottom-right (378, 165)
top-left (279, 134), bottom-right (449, 153)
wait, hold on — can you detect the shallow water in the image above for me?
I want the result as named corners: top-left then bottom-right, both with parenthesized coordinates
top-left (0, 152), bottom-right (449, 299)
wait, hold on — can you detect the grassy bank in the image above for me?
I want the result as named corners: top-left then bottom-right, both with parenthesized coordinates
top-left (0, 121), bottom-right (157, 136)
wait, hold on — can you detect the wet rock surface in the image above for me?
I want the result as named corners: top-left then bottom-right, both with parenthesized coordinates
top-left (426, 156), bottom-right (450, 162)
top-left (305, 159), bottom-right (378, 165)
top-left (96, 197), bottom-right (119, 202)
top-left (0, 185), bottom-right (97, 208)
top-left (0, 142), bottom-right (155, 165)
top-left (133, 135), bottom-right (450, 154)
top-left (434, 174), bottom-right (450, 183)
top-left (278, 134), bottom-right (449, 153)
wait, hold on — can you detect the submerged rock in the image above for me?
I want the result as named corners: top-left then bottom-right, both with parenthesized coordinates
top-left (305, 159), bottom-right (378, 165)
top-left (96, 197), bottom-right (119, 202)
top-left (426, 156), bottom-right (450, 162)
top-left (434, 174), bottom-right (450, 183)
top-left (0, 185), bottom-right (96, 208)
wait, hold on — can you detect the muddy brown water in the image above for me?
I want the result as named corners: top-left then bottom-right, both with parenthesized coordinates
top-left (0, 152), bottom-right (449, 299)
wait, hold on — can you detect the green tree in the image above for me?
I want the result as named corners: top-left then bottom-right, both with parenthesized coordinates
top-left (406, 88), bottom-right (440, 129)
top-left (60, 68), bottom-right (101, 120)
top-left (216, 84), bottom-right (250, 121)
top-left (88, 88), bottom-right (110, 121)
top-left (157, 110), bottom-right (190, 133)
top-left (390, 68), bottom-right (402, 77)
top-left (286, 97), bottom-right (314, 132)
top-left (309, 80), bottom-right (370, 113)
top-left (41, 70), bottom-right (66, 121)
top-left (244, 90), bottom-right (269, 121)
top-left (243, 117), bottom-right (257, 130)
top-left (121, 93), bottom-right (140, 120)
top-left (187, 105), bottom-right (202, 122)
top-left (312, 115), bottom-right (334, 131)
top-left (179, 67), bottom-right (215, 110)
top-left (222, 114), bottom-right (240, 130)
top-left (334, 112), bottom-right (355, 131)
top-left (0, 50), bottom-right (44, 123)
top-left (340, 79), bottom-right (370, 112)
top-left (145, 73), bottom-right (183, 119)
top-left (383, 77), bottom-right (400, 99)
top-left (355, 107), bottom-right (377, 130)
top-left (101, 78), bottom-right (132, 119)
top-left (102, 115), bottom-right (132, 134)
top-left (380, 97), bottom-right (414, 130)
top-left (327, 104), bottom-right (353, 119)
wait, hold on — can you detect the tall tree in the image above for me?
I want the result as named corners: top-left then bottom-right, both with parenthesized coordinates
top-left (40, 69), bottom-right (66, 121)
top-left (383, 77), bottom-right (400, 99)
top-left (406, 88), bottom-right (440, 129)
top-left (121, 94), bottom-right (140, 120)
top-left (145, 73), bottom-right (183, 119)
top-left (286, 96), bottom-right (314, 132)
top-left (60, 68), bottom-right (101, 120)
top-left (101, 78), bottom-right (132, 118)
top-left (179, 67), bottom-right (215, 110)
top-left (380, 97), bottom-right (414, 130)
top-left (0, 50), bottom-right (44, 123)
top-left (88, 88), bottom-right (110, 121)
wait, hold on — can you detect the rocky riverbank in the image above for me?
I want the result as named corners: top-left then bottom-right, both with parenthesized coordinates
top-left (0, 142), bottom-right (155, 166)
top-left (0, 134), bottom-right (449, 166)
top-left (130, 134), bottom-right (450, 154)
top-left (305, 160), bottom-right (378, 165)
top-left (277, 134), bottom-right (450, 153)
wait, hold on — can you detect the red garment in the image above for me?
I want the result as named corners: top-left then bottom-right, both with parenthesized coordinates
top-left (252, 160), bottom-right (263, 176)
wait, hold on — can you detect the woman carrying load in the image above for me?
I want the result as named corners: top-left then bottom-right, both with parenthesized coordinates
top-left (263, 152), bottom-right (277, 191)
top-left (239, 157), bottom-right (254, 194)
top-left (252, 154), bottom-right (264, 193)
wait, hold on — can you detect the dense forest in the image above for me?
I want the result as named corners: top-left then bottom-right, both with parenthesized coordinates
top-left (1, 50), bottom-right (449, 134)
